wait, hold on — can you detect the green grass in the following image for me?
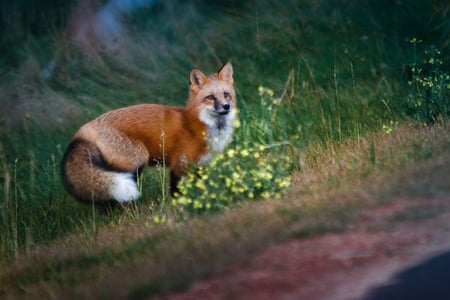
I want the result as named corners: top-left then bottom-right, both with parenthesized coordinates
top-left (1, 123), bottom-right (449, 299)
top-left (0, 0), bottom-right (449, 297)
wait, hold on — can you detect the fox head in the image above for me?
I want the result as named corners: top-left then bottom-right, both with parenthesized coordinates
top-left (187, 62), bottom-right (236, 129)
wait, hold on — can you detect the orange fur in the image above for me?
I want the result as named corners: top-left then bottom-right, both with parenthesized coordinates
top-left (61, 62), bottom-right (236, 204)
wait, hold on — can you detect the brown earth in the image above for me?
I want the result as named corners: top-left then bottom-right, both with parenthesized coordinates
top-left (156, 194), bottom-right (450, 300)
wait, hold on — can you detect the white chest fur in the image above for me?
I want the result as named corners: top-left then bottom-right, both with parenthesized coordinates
top-left (207, 118), bottom-right (234, 152)
top-left (199, 109), bottom-right (235, 163)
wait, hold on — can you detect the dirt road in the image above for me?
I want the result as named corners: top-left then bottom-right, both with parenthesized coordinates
top-left (160, 195), bottom-right (450, 300)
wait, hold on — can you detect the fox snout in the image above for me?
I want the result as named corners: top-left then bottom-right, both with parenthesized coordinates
top-left (215, 101), bottom-right (231, 115)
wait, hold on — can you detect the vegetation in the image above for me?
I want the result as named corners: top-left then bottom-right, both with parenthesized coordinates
top-left (0, 0), bottom-right (449, 298)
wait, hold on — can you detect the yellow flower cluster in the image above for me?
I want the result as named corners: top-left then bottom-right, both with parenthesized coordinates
top-left (171, 144), bottom-right (292, 214)
top-left (258, 85), bottom-right (281, 110)
top-left (382, 120), bottom-right (398, 134)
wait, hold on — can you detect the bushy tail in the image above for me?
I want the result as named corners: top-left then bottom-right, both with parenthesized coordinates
top-left (60, 139), bottom-right (140, 204)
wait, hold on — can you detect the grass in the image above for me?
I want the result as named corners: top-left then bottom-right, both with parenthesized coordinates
top-left (0, 0), bottom-right (449, 298)
top-left (1, 123), bottom-right (449, 299)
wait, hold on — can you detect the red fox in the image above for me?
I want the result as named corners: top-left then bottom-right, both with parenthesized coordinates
top-left (61, 62), bottom-right (236, 205)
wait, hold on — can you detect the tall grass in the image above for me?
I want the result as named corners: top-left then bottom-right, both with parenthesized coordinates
top-left (0, 0), bottom-right (449, 265)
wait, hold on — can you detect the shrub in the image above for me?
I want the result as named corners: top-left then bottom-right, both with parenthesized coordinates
top-left (172, 143), bottom-right (292, 214)
top-left (407, 38), bottom-right (450, 123)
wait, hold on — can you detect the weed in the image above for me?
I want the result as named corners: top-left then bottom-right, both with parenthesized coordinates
top-left (173, 143), bottom-right (292, 215)
top-left (406, 38), bottom-right (450, 123)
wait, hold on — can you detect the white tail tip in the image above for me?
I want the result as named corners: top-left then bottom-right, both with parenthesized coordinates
top-left (109, 173), bottom-right (140, 203)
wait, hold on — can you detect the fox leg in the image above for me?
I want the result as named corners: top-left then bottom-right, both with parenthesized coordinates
top-left (169, 170), bottom-right (181, 196)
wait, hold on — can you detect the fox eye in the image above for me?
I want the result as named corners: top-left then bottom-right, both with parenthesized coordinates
top-left (224, 92), bottom-right (231, 99)
top-left (205, 95), bottom-right (216, 101)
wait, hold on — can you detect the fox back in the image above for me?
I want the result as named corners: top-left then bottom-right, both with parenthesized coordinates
top-left (61, 62), bottom-right (236, 205)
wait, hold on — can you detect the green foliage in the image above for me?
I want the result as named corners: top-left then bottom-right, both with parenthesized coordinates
top-left (0, 1), bottom-right (74, 69)
top-left (0, 0), bottom-right (449, 265)
top-left (173, 144), bottom-right (292, 214)
top-left (406, 38), bottom-right (450, 123)
top-left (0, 129), bottom-right (91, 259)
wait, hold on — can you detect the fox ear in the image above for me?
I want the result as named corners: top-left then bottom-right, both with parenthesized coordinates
top-left (190, 69), bottom-right (208, 91)
top-left (218, 62), bottom-right (233, 84)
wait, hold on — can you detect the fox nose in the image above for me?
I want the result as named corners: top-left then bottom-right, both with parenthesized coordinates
top-left (215, 101), bottom-right (231, 115)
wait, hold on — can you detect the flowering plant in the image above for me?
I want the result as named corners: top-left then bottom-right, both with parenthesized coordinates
top-left (407, 38), bottom-right (450, 123)
top-left (172, 144), bottom-right (292, 214)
